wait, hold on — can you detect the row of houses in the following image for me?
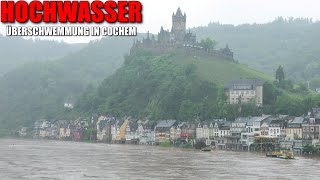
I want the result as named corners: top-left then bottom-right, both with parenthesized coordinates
top-left (33, 119), bottom-right (88, 141)
top-left (29, 108), bottom-right (320, 153)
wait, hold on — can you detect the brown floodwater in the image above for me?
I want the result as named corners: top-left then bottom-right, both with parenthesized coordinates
top-left (0, 138), bottom-right (320, 179)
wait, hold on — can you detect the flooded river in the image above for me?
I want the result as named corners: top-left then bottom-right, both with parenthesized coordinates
top-left (1, 139), bottom-right (320, 179)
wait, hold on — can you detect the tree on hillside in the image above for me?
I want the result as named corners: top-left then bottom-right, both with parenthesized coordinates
top-left (200, 38), bottom-right (217, 52)
top-left (275, 65), bottom-right (285, 83)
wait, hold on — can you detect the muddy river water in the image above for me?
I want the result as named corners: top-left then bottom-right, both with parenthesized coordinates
top-left (0, 139), bottom-right (319, 179)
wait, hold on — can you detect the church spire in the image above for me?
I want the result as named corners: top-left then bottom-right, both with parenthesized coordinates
top-left (147, 31), bottom-right (150, 39)
top-left (175, 7), bottom-right (183, 17)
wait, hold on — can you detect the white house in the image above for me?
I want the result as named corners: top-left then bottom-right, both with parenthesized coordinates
top-left (241, 116), bottom-right (270, 149)
top-left (196, 122), bottom-right (209, 139)
top-left (225, 79), bottom-right (264, 106)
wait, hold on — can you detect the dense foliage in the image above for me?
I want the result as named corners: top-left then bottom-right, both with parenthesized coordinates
top-left (78, 52), bottom-right (220, 120)
top-left (77, 51), bottom-right (320, 122)
top-left (77, 51), bottom-right (273, 121)
top-left (263, 69), bottom-right (320, 116)
top-left (194, 18), bottom-right (320, 88)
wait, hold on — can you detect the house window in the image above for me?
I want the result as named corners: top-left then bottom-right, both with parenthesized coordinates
top-left (246, 91), bottom-right (249, 94)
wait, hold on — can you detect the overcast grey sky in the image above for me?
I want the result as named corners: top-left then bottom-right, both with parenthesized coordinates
top-left (1, 0), bottom-right (320, 43)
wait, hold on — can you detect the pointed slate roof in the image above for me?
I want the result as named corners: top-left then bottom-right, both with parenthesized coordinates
top-left (156, 120), bottom-right (177, 128)
top-left (176, 7), bottom-right (183, 16)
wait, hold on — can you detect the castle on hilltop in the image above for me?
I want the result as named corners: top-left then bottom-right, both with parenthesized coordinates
top-left (131, 8), bottom-right (234, 61)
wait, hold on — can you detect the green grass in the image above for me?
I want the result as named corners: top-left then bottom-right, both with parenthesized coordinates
top-left (173, 55), bottom-right (273, 84)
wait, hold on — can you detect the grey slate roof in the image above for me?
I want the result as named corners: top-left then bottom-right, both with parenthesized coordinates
top-left (226, 79), bottom-right (264, 90)
top-left (234, 117), bottom-right (251, 123)
top-left (219, 125), bottom-right (230, 130)
top-left (312, 108), bottom-right (320, 119)
top-left (290, 117), bottom-right (304, 124)
top-left (156, 120), bottom-right (177, 128)
top-left (128, 120), bottom-right (138, 131)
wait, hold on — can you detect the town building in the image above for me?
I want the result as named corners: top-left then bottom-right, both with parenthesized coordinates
top-left (154, 120), bottom-right (178, 144)
top-left (225, 79), bottom-right (264, 106)
top-left (175, 122), bottom-right (196, 143)
top-left (125, 120), bottom-right (140, 144)
top-left (196, 122), bottom-right (210, 140)
top-left (226, 117), bottom-right (249, 150)
top-left (302, 117), bottom-right (320, 140)
top-left (97, 116), bottom-right (115, 142)
top-left (311, 108), bottom-right (320, 120)
top-left (241, 116), bottom-right (270, 150)
top-left (286, 117), bottom-right (304, 140)
top-left (268, 119), bottom-right (287, 138)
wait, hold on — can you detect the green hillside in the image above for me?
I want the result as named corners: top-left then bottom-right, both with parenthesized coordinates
top-left (172, 55), bottom-right (273, 84)
top-left (76, 51), bottom-right (273, 121)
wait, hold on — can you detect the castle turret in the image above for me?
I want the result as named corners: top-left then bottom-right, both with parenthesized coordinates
top-left (171, 7), bottom-right (186, 43)
top-left (220, 44), bottom-right (234, 60)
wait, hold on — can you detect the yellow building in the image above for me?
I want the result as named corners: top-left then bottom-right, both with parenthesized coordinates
top-left (117, 119), bottom-right (129, 141)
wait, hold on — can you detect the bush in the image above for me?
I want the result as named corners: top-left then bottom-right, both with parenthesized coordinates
top-left (160, 140), bottom-right (172, 147)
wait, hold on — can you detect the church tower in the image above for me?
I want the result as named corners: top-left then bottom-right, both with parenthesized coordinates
top-left (171, 7), bottom-right (186, 42)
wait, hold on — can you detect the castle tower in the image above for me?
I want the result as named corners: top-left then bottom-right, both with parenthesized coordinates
top-left (171, 7), bottom-right (186, 42)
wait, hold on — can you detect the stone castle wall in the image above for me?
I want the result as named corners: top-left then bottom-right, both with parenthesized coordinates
top-left (130, 43), bottom-right (234, 61)
top-left (130, 8), bottom-right (234, 61)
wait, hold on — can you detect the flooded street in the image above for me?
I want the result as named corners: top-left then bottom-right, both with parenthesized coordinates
top-left (1, 139), bottom-right (320, 179)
